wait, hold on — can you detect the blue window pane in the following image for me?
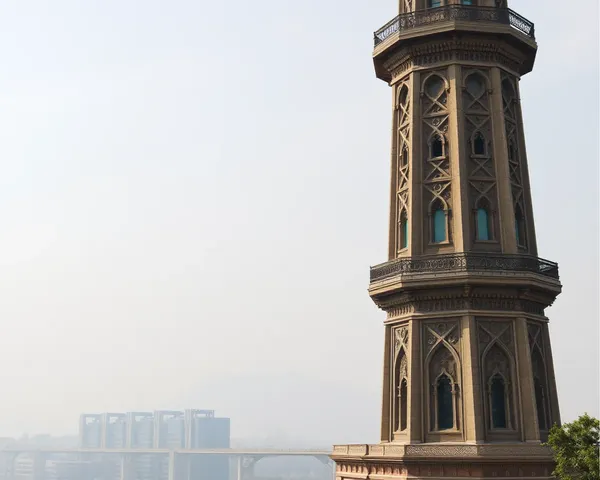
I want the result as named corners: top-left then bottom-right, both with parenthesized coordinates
top-left (477, 208), bottom-right (489, 241)
top-left (433, 209), bottom-right (446, 243)
top-left (491, 376), bottom-right (507, 428)
top-left (462, 0), bottom-right (473, 5)
top-left (429, 0), bottom-right (442, 8)
top-left (437, 376), bottom-right (454, 430)
top-left (401, 219), bottom-right (408, 249)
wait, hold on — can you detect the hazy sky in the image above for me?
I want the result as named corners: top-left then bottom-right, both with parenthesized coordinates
top-left (0, 0), bottom-right (597, 445)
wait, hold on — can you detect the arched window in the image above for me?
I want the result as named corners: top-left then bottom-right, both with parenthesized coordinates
top-left (399, 85), bottom-right (409, 108)
top-left (476, 208), bottom-right (490, 241)
top-left (425, 75), bottom-right (444, 99)
top-left (508, 142), bottom-right (516, 162)
top-left (399, 211), bottom-right (409, 250)
top-left (437, 375), bottom-right (454, 430)
top-left (400, 379), bottom-right (408, 431)
top-left (490, 375), bottom-right (507, 428)
top-left (466, 74), bottom-right (485, 98)
top-left (433, 206), bottom-right (446, 243)
top-left (515, 204), bottom-right (526, 247)
top-left (431, 135), bottom-right (444, 158)
top-left (400, 148), bottom-right (408, 167)
top-left (473, 132), bottom-right (486, 155)
top-left (394, 349), bottom-right (408, 434)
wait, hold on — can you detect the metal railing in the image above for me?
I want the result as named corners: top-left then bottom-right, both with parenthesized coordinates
top-left (374, 5), bottom-right (535, 46)
top-left (370, 252), bottom-right (559, 282)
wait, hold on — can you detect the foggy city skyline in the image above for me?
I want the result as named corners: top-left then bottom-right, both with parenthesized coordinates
top-left (0, 0), bottom-right (597, 449)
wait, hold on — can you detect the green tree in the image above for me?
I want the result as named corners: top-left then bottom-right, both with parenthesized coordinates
top-left (546, 413), bottom-right (600, 480)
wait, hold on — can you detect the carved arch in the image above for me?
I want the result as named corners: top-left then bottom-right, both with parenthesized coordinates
top-left (482, 342), bottom-right (515, 431)
top-left (394, 347), bottom-right (409, 433)
top-left (471, 130), bottom-right (487, 156)
top-left (422, 72), bottom-right (449, 96)
top-left (427, 343), bottom-right (461, 432)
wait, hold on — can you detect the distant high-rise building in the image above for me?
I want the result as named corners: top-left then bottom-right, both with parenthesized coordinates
top-left (78, 409), bottom-right (230, 480)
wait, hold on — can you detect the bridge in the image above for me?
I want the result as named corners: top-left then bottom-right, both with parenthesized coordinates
top-left (0, 447), bottom-right (334, 480)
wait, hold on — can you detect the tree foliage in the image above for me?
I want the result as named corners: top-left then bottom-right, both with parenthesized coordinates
top-left (547, 413), bottom-right (600, 480)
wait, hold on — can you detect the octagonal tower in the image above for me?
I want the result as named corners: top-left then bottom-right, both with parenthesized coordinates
top-left (331, 1), bottom-right (561, 478)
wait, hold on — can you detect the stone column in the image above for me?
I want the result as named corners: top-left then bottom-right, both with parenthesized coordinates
top-left (489, 66), bottom-right (518, 254)
top-left (515, 317), bottom-right (541, 442)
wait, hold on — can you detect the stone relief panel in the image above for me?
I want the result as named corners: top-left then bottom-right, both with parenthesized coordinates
top-left (423, 320), bottom-right (462, 433)
top-left (395, 80), bottom-right (411, 256)
top-left (462, 68), bottom-right (500, 246)
top-left (477, 319), bottom-right (518, 435)
top-left (425, 321), bottom-right (460, 357)
top-left (502, 74), bottom-right (529, 251)
top-left (478, 319), bottom-right (515, 356)
top-left (421, 70), bottom-right (453, 247)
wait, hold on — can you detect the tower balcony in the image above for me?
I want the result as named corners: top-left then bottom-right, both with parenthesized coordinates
top-left (373, 5), bottom-right (537, 79)
top-left (369, 253), bottom-right (561, 310)
top-left (371, 253), bottom-right (557, 282)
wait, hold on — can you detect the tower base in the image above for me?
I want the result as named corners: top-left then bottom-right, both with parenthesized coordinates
top-left (331, 444), bottom-right (554, 479)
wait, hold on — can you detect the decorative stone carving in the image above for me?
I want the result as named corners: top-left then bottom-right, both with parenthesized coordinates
top-left (394, 326), bottom-right (409, 351)
top-left (385, 38), bottom-right (526, 83)
top-left (424, 320), bottom-right (460, 355)
top-left (394, 80), bottom-right (411, 257)
top-left (478, 320), bottom-right (515, 356)
top-left (421, 70), bottom-right (453, 244)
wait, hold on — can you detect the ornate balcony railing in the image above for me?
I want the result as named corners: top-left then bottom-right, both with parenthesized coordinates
top-left (374, 5), bottom-right (535, 46)
top-left (370, 253), bottom-right (559, 282)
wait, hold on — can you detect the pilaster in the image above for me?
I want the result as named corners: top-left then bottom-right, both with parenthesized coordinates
top-left (490, 67), bottom-right (518, 254)
top-left (461, 315), bottom-right (485, 442)
top-left (514, 81), bottom-right (539, 256)
top-left (408, 318), bottom-right (423, 443)
top-left (381, 325), bottom-right (393, 442)
top-left (448, 64), bottom-right (468, 253)
top-left (514, 317), bottom-right (540, 442)
top-left (409, 71), bottom-right (423, 256)
top-left (388, 84), bottom-right (399, 261)
top-left (541, 323), bottom-right (561, 428)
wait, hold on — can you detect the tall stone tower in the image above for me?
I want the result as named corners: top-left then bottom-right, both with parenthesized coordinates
top-left (332, 1), bottom-right (562, 478)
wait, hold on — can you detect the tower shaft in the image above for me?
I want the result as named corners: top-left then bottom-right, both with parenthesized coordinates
top-left (331, 2), bottom-right (562, 479)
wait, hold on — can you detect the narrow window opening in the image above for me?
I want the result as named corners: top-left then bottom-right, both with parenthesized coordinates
top-left (534, 379), bottom-right (547, 431)
top-left (400, 211), bottom-right (409, 250)
top-left (461, 0), bottom-right (473, 5)
top-left (401, 148), bottom-right (408, 167)
top-left (515, 205), bottom-right (526, 246)
top-left (400, 379), bottom-right (408, 431)
top-left (431, 136), bottom-right (444, 158)
top-left (437, 375), bottom-right (454, 430)
top-left (476, 208), bottom-right (490, 241)
top-left (428, 0), bottom-right (442, 8)
top-left (508, 143), bottom-right (516, 162)
top-left (491, 375), bottom-right (507, 428)
top-left (473, 132), bottom-right (486, 155)
top-left (433, 207), bottom-right (446, 244)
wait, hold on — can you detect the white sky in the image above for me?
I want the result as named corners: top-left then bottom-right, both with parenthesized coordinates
top-left (0, 0), bottom-right (596, 445)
